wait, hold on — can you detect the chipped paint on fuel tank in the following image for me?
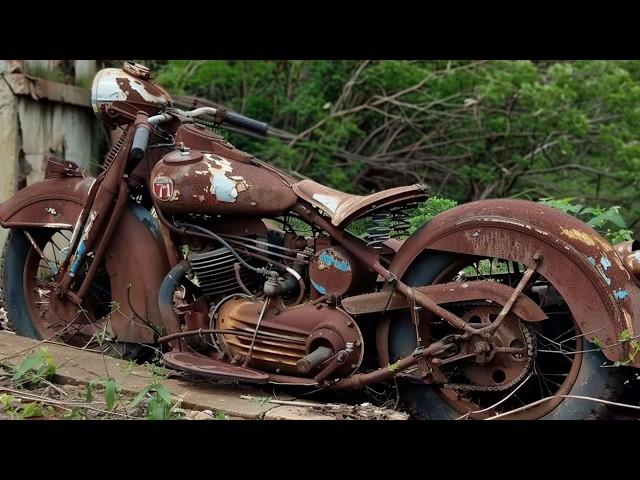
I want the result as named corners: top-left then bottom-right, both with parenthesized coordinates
top-left (318, 250), bottom-right (351, 272)
top-left (204, 153), bottom-right (250, 203)
top-left (600, 256), bottom-right (612, 270)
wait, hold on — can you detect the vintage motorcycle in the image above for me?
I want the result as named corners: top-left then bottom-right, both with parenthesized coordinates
top-left (2, 62), bottom-right (639, 420)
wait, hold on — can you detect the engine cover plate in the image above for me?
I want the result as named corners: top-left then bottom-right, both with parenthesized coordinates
top-left (214, 297), bottom-right (364, 377)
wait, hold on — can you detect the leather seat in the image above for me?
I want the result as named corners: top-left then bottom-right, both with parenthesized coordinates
top-left (292, 180), bottom-right (428, 227)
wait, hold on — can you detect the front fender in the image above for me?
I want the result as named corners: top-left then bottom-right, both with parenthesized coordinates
top-left (0, 177), bottom-right (95, 229)
top-left (0, 177), bottom-right (173, 343)
top-left (385, 199), bottom-right (640, 366)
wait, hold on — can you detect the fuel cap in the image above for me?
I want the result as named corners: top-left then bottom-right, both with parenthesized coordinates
top-left (123, 61), bottom-right (153, 80)
top-left (162, 148), bottom-right (203, 165)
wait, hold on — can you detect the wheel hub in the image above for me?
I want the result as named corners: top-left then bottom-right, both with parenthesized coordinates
top-left (442, 305), bottom-right (536, 391)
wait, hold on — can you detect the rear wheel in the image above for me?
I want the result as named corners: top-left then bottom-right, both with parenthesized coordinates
top-left (389, 251), bottom-right (624, 420)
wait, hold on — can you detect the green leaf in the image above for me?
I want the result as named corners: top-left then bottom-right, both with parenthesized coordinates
top-left (85, 382), bottom-right (95, 403)
top-left (0, 394), bottom-right (15, 411)
top-left (129, 385), bottom-right (152, 408)
top-left (619, 328), bottom-right (634, 342)
top-left (63, 407), bottom-right (86, 420)
top-left (16, 402), bottom-right (43, 419)
top-left (146, 394), bottom-right (170, 420)
top-left (153, 383), bottom-right (172, 405)
top-left (103, 379), bottom-right (120, 411)
top-left (12, 349), bottom-right (55, 383)
top-left (214, 411), bottom-right (228, 420)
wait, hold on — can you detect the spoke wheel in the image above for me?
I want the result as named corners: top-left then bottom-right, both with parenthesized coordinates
top-left (390, 252), bottom-right (623, 420)
top-left (14, 229), bottom-right (113, 347)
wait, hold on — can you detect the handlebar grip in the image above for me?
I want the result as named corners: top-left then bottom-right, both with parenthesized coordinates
top-left (130, 126), bottom-right (151, 161)
top-left (223, 111), bottom-right (269, 136)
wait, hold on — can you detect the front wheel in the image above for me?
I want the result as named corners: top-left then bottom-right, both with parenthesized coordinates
top-left (389, 251), bottom-right (624, 420)
top-left (1, 229), bottom-right (150, 360)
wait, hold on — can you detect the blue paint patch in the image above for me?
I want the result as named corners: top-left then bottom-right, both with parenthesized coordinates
top-left (319, 251), bottom-right (350, 272)
top-left (212, 175), bottom-right (237, 202)
top-left (614, 289), bottom-right (630, 301)
top-left (128, 202), bottom-right (161, 240)
top-left (311, 280), bottom-right (327, 294)
top-left (69, 241), bottom-right (86, 276)
top-left (587, 257), bottom-right (596, 266)
top-left (600, 256), bottom-right (612, 270)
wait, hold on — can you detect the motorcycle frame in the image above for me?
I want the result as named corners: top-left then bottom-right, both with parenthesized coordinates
top-left (5, 105), bottom-right (640, 383)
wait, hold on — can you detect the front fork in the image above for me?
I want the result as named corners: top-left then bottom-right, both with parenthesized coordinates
top-left (52, 114), bottom-right (153, 304)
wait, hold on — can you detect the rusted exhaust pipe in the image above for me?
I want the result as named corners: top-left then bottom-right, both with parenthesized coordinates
top-left (614, 240), bottom-right (640, 279)
top-left (158, 260), bottom-right (190, 348)
top-left (296, 346), bottom-right (333, 374)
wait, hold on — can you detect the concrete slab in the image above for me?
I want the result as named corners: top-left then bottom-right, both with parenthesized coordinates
top-left (0, 331), bottom-right (408, 420)
top-left (0, 331), bottom-right (276, 419)
top-left (264, 405), bottom-right (336, 420)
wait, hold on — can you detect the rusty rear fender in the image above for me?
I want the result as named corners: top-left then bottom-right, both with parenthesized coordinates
top-left (384, 199), bottom-right (640, 366)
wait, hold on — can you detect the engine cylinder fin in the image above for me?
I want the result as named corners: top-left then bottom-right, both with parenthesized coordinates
top-left (188, 246), bottom-right (258, 298)
top-left (225, 338), bottom-right (306, 358)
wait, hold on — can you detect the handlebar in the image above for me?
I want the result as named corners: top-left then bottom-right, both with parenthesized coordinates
top-left (128, 107), bottom-right (269, 160)
top-left (149, 107), bottom-right (270, 136)
top-left (223, 111), bottom-right (269, 136)
top-left (129, 125), bottom-right (151, 161)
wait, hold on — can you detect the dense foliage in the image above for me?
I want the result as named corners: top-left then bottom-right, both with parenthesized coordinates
top-left (152, 60), bottom-right (640, 234)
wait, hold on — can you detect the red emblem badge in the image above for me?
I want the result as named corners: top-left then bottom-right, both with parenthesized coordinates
top-left (153, 176), bottom-right (174, 201)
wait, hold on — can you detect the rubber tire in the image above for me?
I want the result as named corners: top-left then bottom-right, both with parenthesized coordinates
top-left (389, 251), bottom-right (624, 420)
top-left (2, 230), bottom-right (40, 338)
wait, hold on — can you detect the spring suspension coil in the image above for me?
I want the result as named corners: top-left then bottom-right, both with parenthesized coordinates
top-left (365, 202), bottom-right (418, 251)
top-left (389, 202), bottom-right (418, 237)
top-left (365, 211), bottom-right (391, 251)
top-left (102, 125), bottom-right (130, 171)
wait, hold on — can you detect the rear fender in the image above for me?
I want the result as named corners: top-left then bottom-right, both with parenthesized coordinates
top-left (383, 199), bottom-right (640, 366)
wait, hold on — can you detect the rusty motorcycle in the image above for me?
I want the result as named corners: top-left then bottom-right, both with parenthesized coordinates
top-left (1, 62), bottom-right (639, 419)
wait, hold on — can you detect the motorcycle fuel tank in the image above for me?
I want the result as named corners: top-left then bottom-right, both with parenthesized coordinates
top-left (150, 148), bottom-right (298, 216)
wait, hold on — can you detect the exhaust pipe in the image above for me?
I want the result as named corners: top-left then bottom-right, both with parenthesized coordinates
top-left (158, 260), bottom-right (190, 347)
top-left (614, 240), bottom-right (640, 279)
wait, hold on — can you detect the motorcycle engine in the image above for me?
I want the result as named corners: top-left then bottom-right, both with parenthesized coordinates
top-left (182, 227), bottom-right (366, 378)
top-left (186, 229), bottom-right (305, 299)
